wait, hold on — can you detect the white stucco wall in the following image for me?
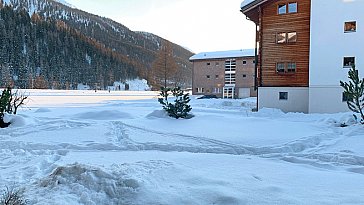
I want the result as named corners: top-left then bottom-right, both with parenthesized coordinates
top-left (310, 0), bottom-right (364, 87)
top-left (309, 86), bottom-right (349, 113)
top-left (309, 0), bottom-right (364, 113)
top-left (258, 87), bottom-right (309, 113)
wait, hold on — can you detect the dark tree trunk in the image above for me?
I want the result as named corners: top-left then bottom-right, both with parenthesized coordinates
top-left (0, 119), bottom-right (10, 128)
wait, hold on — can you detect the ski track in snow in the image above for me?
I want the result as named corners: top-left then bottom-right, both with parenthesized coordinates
top-left (109, 121), bottom-right (364, 169)
top-left (1, 114), bottom-right (358, 175)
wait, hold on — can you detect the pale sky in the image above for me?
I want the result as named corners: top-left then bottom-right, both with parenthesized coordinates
top-left (66, 0), bottom-right (256, 53)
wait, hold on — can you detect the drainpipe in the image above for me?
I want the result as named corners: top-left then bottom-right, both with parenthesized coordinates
top-left (258, 5), bottom-right (263, 88)
top-left (254, 24), bottom-right (258, 91)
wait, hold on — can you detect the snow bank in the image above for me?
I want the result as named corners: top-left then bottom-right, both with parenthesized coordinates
top-left (146, 110), bottom-right (169, 119)
top-left (73, 110), bottom-right (132, 120)
top-left (108, 79), bottom-right (150, 91)
top-left (37, 163), bottom-right (139, 205)
top-left (3, 113), bottom-right (27, 127)
top-left (77, 83), bottom-right (90, 90)
top-left (35, 108), bottom-right (52, 113)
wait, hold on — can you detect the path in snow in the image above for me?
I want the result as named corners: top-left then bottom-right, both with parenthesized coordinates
top-left (1, 95), bottom-right (364, 204)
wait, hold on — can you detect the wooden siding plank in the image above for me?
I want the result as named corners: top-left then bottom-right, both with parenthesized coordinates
top-left (259, 0), bottom-right (311, 87)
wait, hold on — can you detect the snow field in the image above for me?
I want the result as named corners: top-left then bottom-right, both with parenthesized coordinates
top-left (0, 91), bottom-right (364, 204)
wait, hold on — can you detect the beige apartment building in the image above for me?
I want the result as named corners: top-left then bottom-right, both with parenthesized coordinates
top-left (189, 49), bottom-right (256, 99)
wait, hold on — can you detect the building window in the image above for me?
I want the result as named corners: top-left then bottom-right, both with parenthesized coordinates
top-left (277, 33), bottom-right (286, 44)
top-left (277, 62), bottom-right (297, 73)
top-left (288, 2), bottom-right (297, 13)
top-left (277, 32), bottom-right (297, 44)
top-left (279, 3), bottom-right (297, 15)
top-left (287, 62), bottom-right (296, 73)
top-left (225, 59), bottom-right (236, 85)
top-left (278, 4), bottom-right (287, 14)
top-left (206, 75), bottom-right (210, 79)
top-left (276, 62), bottom-right (285, 73)
top-left (225, 59), bottom-right (236, 70)
top-left (215, 75), bottom-right (219, 79)
top-left (225, 73), bottom-right (236, 85)
top-left (223, 87), bottom-right (235, 99)
top-left (207, 62), bottom-right (210, 66)
top-left (213, 87), bottom-right (221, 94)
top-left (344, 21), bottom-right (356, 33)
top-left (279, 92), bottom-right (288, 100)
top-left (243, 60), bottom-right (247, 65)
top-left (253, 60), bottom-right (256, 64)
top-left (343, 57), bottom-right (355, 68)
top-left (287, 32), bottom-right (297, 43)
top-left (196, 87), bottom-right (204, 93)
top-left (243, 74), bottom-right (247, 78)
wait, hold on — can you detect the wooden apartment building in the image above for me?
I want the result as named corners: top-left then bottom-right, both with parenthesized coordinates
top-left (190, 50), bottom-right (256, 99)
top-left (241, 0), bottom-right (363, 113)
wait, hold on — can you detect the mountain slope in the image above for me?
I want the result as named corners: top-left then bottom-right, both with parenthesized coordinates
top-left (0, 0), bottom-right (193, 89)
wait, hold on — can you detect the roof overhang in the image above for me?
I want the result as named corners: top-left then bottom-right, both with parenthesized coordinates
top-left (240, 0), bottom-right (269, 24)
top-left (240, 0), bottom-right (268, 13)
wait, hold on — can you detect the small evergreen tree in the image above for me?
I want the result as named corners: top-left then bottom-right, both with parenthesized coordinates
top-left (340, 65), bottom-right (364, 123)
top-left (0, 87), bottom-right (12, 128)
top-left (158, 87), bottom-right (192, 119)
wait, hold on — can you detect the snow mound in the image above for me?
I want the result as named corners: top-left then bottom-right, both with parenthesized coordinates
top-left (3, 114), bottom-right (27, 127)
top-left (323, 113), bottom-right (358, 127)
top-left (74, 110), bottom-right (132, 120)
top-left (125, 79), bottom-right (150, 91)
top-left (108, 79), bottom-right (150, 91)
top-left (193, 98), bottom-right (256, 111)
top-left (253, 107), bottom-right (286, 117)
top-left (39, 164), bottom-right (139, 205)
top-left (35, 108), bottom-right (52, 113)
top-left (77, 83), bottom-right (91, 90)
top-left (146, 110), bottom-right (169, 119)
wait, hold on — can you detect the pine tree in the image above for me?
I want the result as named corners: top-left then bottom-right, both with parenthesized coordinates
top-left (158, 86), bottom-right (192, 119)
top-left (340, 65), bottom-right (364, 123)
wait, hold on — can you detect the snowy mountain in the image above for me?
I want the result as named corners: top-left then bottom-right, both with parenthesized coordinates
top-left (54, 0), bottom-right (74, 8)
top-left (0, 0), bottom-right (193, 89)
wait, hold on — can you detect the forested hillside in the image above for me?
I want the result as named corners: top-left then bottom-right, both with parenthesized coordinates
top-left (0, 0), bottom-right (193, 89)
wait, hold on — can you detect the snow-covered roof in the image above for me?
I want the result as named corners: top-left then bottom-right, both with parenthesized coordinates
top-left (240, 0), bottom-right (268, 12)
top-left (240, 0), bottom-right (256, 8)
top-left (189, 49), bottom-right (255, 61)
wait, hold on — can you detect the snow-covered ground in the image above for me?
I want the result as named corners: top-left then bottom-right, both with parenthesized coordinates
top-left (1, 90), bottom-right (364, 204)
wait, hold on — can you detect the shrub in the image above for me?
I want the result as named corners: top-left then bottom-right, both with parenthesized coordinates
top-left (0, 87), bottom-right (28, 128)
top-left (0, 186), bottom-right (28, 205)
top-left (158, 87), bottom-right (192, 119)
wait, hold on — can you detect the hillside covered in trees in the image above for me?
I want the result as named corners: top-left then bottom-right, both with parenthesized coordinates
top-left (0, 0), bottom-right (193, 89)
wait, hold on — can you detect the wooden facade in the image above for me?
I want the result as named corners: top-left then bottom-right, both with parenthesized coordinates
top-left (243, 0), bottom-right (311, 87)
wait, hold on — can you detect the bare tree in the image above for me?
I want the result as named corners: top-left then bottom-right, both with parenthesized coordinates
top-left (150, 40), bottom-right (178, 89)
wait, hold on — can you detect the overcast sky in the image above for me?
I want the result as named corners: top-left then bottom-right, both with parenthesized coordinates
top-left (66, 0), bottom-right (256, 53)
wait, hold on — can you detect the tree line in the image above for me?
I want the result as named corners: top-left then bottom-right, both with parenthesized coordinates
top-left (0, 1), bottom-right (193, 90)
top-left (0, 5), bottom-right (141, 89)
